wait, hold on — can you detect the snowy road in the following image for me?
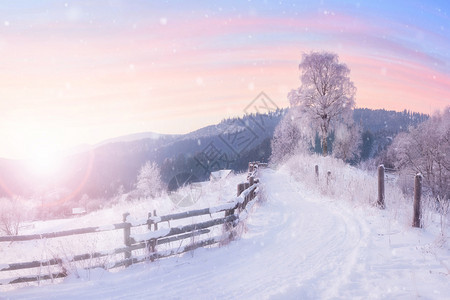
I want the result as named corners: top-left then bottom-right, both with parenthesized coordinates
top-left (4, 168), bottom-right (450, 299)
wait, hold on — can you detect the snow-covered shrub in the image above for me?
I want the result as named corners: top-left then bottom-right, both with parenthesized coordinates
top-left (50, 235), bottom-right (112, 280)
top-left (280, 152), bottom-right (450, 238)
top-left (387, 107), bottom-right (450, 201)
top-left (135, 161), bottom-right (164, 199)
top-left (270, 108), bottom-right (307, 164)
top-left (0, 197), bottom-right (26, 235)
top-left (332, 122), bottom-right (362, 162)
top-left (85, 197), bottom-right (104, 212)
top-left (282, 153), bottom-right (406, 209)
top-left (422, 195), bottom-right (450, 241)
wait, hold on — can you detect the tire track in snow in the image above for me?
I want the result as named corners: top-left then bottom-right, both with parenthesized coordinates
top-left (251, 169), bottom-right (365, 299)
top-left (4, 169), bottom-right (367, 300)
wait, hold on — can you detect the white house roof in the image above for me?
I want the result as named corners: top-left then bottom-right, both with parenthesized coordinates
top-left (210, 169), bottom-right (232, 181)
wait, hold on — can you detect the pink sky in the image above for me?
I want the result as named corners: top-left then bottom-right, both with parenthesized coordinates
top-left (0, 1), bottom-right (449, 159)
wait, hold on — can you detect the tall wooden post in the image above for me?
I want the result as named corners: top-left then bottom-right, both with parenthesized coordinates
top-left (237, 183), bottom-right (245, 197)
top-left (151, 210), bottom-right (158, 260)
top-left (224, 183), bottom-right (245, 235)
top-left (412, 173), bottom-right (422, 228)
top-left (244, 182), bottom-right (250, 201)
top-left (147, 212), bottom-right (152, 230)
top-left (235, 183), bottom-right (246, 213)
top-left (153, 209), bottom-right (158, 231)
top-left (249, 176), bottom-right (254, 200)
top-left (234, 183), bottom-right (245, 212)
top-left (315, 165), bottom-right (319, 180)
top-left (377, 165), bottom-right (385, 209)
top-left (123, 212), bottom-right (131, 266)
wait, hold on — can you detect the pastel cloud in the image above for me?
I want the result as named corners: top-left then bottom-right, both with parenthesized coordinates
top-left (0, 1), bottom-right (449, 158)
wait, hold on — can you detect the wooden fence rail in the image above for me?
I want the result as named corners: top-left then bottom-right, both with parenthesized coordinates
top-left (0, 223), bottom-right (129, 243)
top-left (0, 162), bottom-right (263, 286)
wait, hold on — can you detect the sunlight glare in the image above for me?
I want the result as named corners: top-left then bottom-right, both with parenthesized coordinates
top-left (26, 141), bottom-right (63, 177)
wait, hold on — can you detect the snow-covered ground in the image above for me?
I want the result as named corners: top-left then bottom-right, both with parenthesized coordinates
top-left (2, 164), bottom-right (450, 299)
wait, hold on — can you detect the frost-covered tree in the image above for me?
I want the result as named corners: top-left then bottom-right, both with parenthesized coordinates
top-left (289, 51), bottom-right (357, 156)
top-left (270, 109), bottom-right (306, 164)
top-left (136, 161), bottom-right (164, 198)
top-left (360, 130), bottom-right (375, 160)
top-left (0, 197), bottom-right (25, 235)
top-left (388, 108), bottom-right (450, 200)
top-left (333, 123), bottom-right (362, 162)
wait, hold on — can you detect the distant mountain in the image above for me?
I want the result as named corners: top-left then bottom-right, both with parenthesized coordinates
top-left (354, 108), bottom-right (428, 133)
top-left (0, 110), bottom-right (284, 205)
top-left (0, 107), bottom-right (428, 216)
top-left (353, 108), bottom-right (429, 159)
top-left (96, 132), bottom-right (179, 147)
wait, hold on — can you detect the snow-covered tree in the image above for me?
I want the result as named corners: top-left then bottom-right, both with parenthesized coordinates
top-left (0, 197), bottom-right (25, 235)
top-left (333, 123), bottom-right (362, 162)
top-left (289, 51), bottom-right (357, 156)
top-left (270, 109), bottom-right (305, 164)
top-left (136, 161), bottom-right (164, 198)
top-left (388, 108), bottom-right (450, 200)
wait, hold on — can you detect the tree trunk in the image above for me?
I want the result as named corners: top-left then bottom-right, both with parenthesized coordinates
top-left (322, 135), bottom-right (328, 156)
top-left (413, 174), bottom-right (422, 228)
top-left (321, 121), bottom-right (329, 157)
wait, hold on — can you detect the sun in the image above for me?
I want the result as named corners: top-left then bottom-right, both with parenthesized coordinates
top-left (26, 141), bottom-right (63, 177)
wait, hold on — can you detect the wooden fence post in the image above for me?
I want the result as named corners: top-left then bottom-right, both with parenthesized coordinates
top-left (412, 173), bottom-right (422, 228)
top-left (223, 183), bottom-right (245, 236)
top-left (153, 210), bottom-right (158, 231)
top-left (243, 182), bottom-right (251, 208)
top-left (249, 176), bottom-right (254, 200)
top-left (151, 210), bottom-right (158, 261)
top-left (235, 183), bottom-right (246, 213)
top-left (147, 212), bottom-right (152, 230)
top-left (123, 212), bottom-right (131, 266)
top-left (315, 165), bottom-right (319, 180)
top-left (237, 183), bottom-right (245, 197)
top-left (377, 165), bottom-right (385, 209)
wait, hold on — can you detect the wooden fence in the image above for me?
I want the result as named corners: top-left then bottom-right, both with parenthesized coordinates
top-left (316, 163), bottom-right (424, 228)
top-left (0, 162), bottom-right (264, 286)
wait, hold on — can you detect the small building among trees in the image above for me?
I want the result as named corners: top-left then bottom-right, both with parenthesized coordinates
top-left (209, 170), bottom-right (232, 182)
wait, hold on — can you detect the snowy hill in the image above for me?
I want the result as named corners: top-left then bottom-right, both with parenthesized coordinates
top-left (0, 108), bottom-right (428, 203)
top-left (95, 132), bottom-right (180, 147)
top-left (0, 112), bottom-right (280, 202)
top-left (3, 157), bottom-right (449, 299)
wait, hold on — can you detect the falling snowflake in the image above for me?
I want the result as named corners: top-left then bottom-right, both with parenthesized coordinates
top-left (196, 77), bottom-right (204, 86)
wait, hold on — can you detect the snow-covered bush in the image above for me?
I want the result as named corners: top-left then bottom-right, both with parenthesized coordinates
top-left (281, 153), bottom-right (408, 216)
top-left (387, 107), bottom-right (450, 201)
top-left (0, 197), bottom-right (26, 235)
top-left (270, 109), bottom-right (306, 164)
top-left (135, 161), bottom-right (164, 199)
top-left (280, 152), bottom-right (450, 236)
top-left (422, 195), bottom-right (450, 240)
top-left (85, 197), bottom-right (104, 212)
top-left (332, 122), bottom-right (362, 162)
